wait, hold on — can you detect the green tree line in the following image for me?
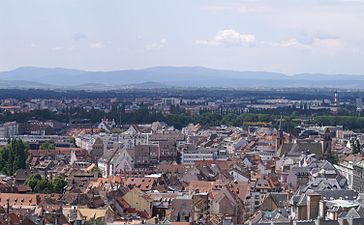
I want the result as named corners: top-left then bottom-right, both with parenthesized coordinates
top-left (4, 104), bottom-right (364, 131)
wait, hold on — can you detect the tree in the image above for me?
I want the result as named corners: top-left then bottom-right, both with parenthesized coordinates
top-left (70, 137), bottom-right (76, 146)
top-left (328, 153), bottom-right (339, 165)
top-left (25, 173), bottom-right (42, 190)
top-left (0, 139), bottom-right (27, 176)
top-left (356, 139), bottom-right (361, 153)
top-left (52, 176), bottom-right (67, 193)
top-left (34, 178), bottom-right (53, 193)
top-left (25, 174), bottom-right (67, 194)
top-left (84, 219), bottom-right (106, 225)
top-left (40, 141), bottom-right (55, 150)
top-left (111, 128), bottom-right (123, 134)
top-left (352, 139), bottom-right (361, 154)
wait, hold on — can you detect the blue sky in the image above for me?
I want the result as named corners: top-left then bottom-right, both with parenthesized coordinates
top-left (1, 0), bottom-right (364, 74)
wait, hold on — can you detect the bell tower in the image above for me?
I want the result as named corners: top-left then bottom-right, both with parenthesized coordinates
top-left (321, 128), bottom-right (332, 159)
top-left (276, 116), bottom-right (284, 153)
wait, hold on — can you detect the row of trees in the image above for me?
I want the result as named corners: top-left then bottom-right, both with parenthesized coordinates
top-left (4, 103), bottom-right (364, 132)
top-left (0, 140), bottom-right (27, 176)
top-left (0, 109), bottom-right (67, 124)
top-left (25, 174), bottom-right (67, 194)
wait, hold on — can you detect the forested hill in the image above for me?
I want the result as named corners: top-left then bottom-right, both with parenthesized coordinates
top-left (1, 66), bottom-right (364, 89)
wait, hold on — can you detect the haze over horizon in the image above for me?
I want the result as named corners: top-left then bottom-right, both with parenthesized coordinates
top-left (2, 66), bottom-right (364, 77)
top-left (1, 0), bottom-right (364, 75)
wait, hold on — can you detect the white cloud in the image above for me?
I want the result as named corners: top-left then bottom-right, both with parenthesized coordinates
top-left (263, 39), bottom-right (312, 49)
top-left (90, 42), bottom-right (105, 49)
top-left (49, 45), bottom-right (79, 52)
top-left (196, 29), bottom-right (256, 47)
top-left (145, 39), bottom-right (167, 51)
top-left (197, 28), bottom-right (346, 56)
top-left (30, 43), bottom-right (39, 48)
top-left (264, 37), bottom-right (345, 53)
top-left (51, 46), bottom-right (63, 51)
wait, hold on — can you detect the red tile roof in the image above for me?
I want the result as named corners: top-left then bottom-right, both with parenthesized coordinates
top-left (124, 177), bottom-right (157, 191)
top-left (0, 193), bottom-right (38, 208)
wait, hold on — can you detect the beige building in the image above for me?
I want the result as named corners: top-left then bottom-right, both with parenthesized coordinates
top-left (122, 188), bottom-right (153, 217)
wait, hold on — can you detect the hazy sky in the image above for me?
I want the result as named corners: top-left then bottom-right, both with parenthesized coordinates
top-left (1, 0), bottom-right (364, 74)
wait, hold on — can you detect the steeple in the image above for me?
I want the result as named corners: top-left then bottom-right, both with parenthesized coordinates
top-left (333, 90), bottom-right (339, 115)
top-left (321, 128), bottom-right (332, 159)
top-left (276, 115), bottom-right (284, 152)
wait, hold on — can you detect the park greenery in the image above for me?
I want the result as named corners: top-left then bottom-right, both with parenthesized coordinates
top-left (25, 173), bottom-right (67, 194)
top-left (0, 139), bottom-right (27, 176)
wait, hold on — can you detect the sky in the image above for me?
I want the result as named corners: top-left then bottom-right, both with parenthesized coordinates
top-left (0, 0), bottom-right (364, 74)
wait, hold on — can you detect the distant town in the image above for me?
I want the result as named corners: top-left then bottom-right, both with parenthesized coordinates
top-left (0, 88), bottom-right (364, 225)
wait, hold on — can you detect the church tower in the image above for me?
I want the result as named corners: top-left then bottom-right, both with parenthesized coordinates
top-left (276, 116), bottom-right (284, 153)
top-left (321, 128), bottom-right (332, 159)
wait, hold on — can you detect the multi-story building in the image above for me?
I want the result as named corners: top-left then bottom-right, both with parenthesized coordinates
top-left (97, 147), bottom-right (122, 178)
top-left (119, 125), bottom-right (150, 148)
top-left (0, 121), bottom-right (19, 139)
top-left (353, 160), bottom-right (364, 192)
top-left (158, 140), bottom-right (177, 162)
top-left (180, 145), bottom-right (226, 165)
top-left (14, 134), bottom-right (72, 149)
top-left (335, 161), bottom-right (355, 189)
top-left (162, 97), bottom-right (181, 106)
top-left (148, 133), bottom-right (185, 162)
top-left (75, 134), bottom-right (95, 151)
top-left (91, 137), bottom-right (105, 162)
top-left (134, 144), bottom-right (160, 168)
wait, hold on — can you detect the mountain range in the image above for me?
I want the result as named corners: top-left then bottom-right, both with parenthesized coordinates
top-left (0, 66), bottom-right (364, 90)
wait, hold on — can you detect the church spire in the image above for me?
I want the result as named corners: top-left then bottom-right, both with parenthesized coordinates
top-left (276, 115), bottom-right (284, 153)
